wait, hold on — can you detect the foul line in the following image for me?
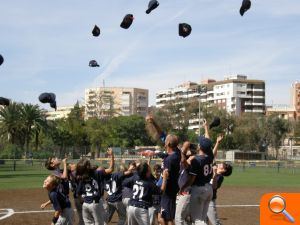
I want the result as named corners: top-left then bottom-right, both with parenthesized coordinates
top-left (0, 209), bottom-right (14, 221)
top-left (217, 204), bottom-right (259, 208)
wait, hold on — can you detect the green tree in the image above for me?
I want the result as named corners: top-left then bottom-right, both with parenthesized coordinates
top-left (20, 104), bottom-right (47, 156)
top-left (0, 103), bottom-right (23, 145)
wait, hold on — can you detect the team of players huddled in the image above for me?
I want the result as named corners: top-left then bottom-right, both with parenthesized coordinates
top-left (41, 116), bottom-right (232, 225)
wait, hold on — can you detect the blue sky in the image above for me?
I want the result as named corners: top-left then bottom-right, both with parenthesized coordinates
top-left (0, 0), bottom-right (300, 108)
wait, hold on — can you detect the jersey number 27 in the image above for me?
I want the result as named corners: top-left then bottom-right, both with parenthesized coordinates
top-left (132, 184), bottom-right (144, 201)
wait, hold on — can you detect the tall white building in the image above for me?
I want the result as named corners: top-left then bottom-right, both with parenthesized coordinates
top-left (156, 75), bottom-right (266, 130)
top-left (85, 87), bottom-right (148, 120)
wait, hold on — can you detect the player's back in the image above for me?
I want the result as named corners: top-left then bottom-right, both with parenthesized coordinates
top-left (190, 154), bottom-right (213, 186)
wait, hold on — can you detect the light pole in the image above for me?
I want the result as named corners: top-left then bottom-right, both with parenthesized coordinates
top-left (198, 85), bottom-right (207, 134)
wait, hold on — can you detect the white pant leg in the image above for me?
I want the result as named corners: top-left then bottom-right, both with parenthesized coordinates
top-left (175, 194), bottom-right (191, 225)
top-left (190, 185), bottom-right (213, 225)
top-left (127, 206), bottom-right (139, 225)
top-left (82, 203), bottom-right (94, 225)
top-left (116, 201), bottom-right (127, 225)
top-left (74, 198), bottom-right (84, 225)
top-left (207, 200), bottom-right (222, 225)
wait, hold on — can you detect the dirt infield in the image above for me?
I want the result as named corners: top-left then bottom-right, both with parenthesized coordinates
top-left (0, 186), bottom-right (297, 225)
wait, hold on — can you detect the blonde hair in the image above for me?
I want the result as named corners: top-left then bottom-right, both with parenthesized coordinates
top-left (48, 174), bottom-right (60, 187)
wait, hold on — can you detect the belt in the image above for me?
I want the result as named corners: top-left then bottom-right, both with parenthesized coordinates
top-left (129, 202), bottom-right (149, 210)
top-left (85, 199), bottom-right (100, 204)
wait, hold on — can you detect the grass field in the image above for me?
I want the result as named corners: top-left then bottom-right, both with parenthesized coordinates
top-left (1, 159), bottom-right (300, 190)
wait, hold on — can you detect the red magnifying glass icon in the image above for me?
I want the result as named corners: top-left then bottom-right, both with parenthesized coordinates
top-left (268, 195), bottom-right (295, 223)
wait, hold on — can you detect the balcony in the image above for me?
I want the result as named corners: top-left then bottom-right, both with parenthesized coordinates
top-left (245, 102), bottom-right (265, 106)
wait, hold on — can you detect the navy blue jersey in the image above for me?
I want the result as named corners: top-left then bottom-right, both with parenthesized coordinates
top-left (122, 173), bottom-right (136, 199)
top-left (123, 175), bottom-right (161, 208)
top-left (48, 188), bottom-right (71, 211)
top-left (150, 175), bottom-right (161, 206)
top-left (69, 171), bottom-right (80, 198)
top-left (212, 174), bottom-right (224, 200)
top-left (178, 164), bottom-right (190, 191)
top-left (189, 155), bottom-right (213, 186)
top-left (105, 172), bottom-right (126, 203)
top-left (77, 170), bottom-right (106, 203)
top-left (163, 148), bottom-right (181, 197)
top-left (53, 169), bottom-right (70, 196)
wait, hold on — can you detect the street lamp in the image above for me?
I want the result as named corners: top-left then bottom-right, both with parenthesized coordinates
top-left (198, 85), bottom-right (207, 134)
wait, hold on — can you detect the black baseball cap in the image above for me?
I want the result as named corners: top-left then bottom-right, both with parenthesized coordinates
top-left (92, 25), bottom-right (100, 37)
top-left (0, 54), bottom-right (4, 66)
top-left (179, 23), bottom-right (192, 38)
top-left (120, 14), bottom-right (134, 29)
top-left (146, 0), bottom-right (159, 14)
top-left (0, 97), bottom-right (10, 106)
top-left (198, 135), bottom-right (212, 154)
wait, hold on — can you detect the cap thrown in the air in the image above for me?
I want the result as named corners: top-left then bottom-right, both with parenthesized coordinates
top-left (179, 23), bottom-right (192, 38)
top-left (0, 97), bottom-right (10, 106)
top-left (146, 0), bottom-right (159, 14)
top-left (240, 0), bottom-right (251, 16)
top-left (120, 14), bottom-right (134, 29)
top-left (209, 117), bottom-right (221, 129)
top-left (89, 60), bottom-right (100, 67)
top-left (0, 54), bottom-right (4, 66)
top-left (92, 25), bottom-right (100, 37)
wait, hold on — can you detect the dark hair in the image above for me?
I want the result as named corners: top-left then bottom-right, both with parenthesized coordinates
top-left (153, 164), bottom-right (161, 172)
top-left (137, 162), bottom-right (149, 180)
top-left (222, 163), bottom-right (233, 177)
top-left (128, 161), bottom-right (136, 168)
top-left (45, 157), bottom-right (55, 171)
top-left (76, 159), bottom-right (97, 181)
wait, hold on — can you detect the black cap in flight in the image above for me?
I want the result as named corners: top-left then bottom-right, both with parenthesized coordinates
top-left (0, 97), bottom-right (10, 106)
top-left (0, 54), bottom-right (4, 66)
top-left (92, 25), bottom-right (100, 37)
top-left (240, 0), bottom-right (251, 16)
top-left (179, 23), bottom-right (192, 38)
top-left (89, 60), bottom-right (100, 67)
top-left (209, 117), bottom-right (221, 129)
top-left (39, 93), bottom-right (57, 110)
top-left (120, 14), bottom-right (134, 29)
top-left (146, 0), bottom-right (159, 14)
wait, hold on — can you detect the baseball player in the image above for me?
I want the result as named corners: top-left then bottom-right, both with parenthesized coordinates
top-left (105, 163), bottom-right (136, 225)
top-left (43, 174), bottom-right (73, 225)
top-left (159, 134), bottom-right (181, 225)
top-left (175, 141), bottom-right (198, 225)
top-left (148, 164), bottom-right (162, 225)
top-left (123, 162), bottom-right (167, 225)
top-left (76, 158), bottom-right (109, 225)
top-left (179, 120), bottom-right (214, 225)
top-left (122, 161), bottom-right (137, 209)
top-left (207, 135), bottom-right (233, 225)
top-left (41, 158), bottom-right (70, 210)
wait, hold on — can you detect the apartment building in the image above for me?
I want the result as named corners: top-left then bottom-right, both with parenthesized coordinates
top-left (156, 75), bottom-right (266, 130)
top-left (85, 87), bottom-right (148, 120)
top-left (291, 81), bottom-right (300, 120)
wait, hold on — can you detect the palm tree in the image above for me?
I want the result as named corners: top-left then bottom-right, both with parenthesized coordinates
top-left (0, 103), bottom-right (23, 145)
top-left (20, 104), bottom-right (47, 156)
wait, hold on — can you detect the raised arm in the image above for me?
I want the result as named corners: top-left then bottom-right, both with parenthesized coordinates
top-left (213, 135), bottom-right (224, 158)
top-left (61, 158), bottom-right (68, 179)
top-left (203, 119), bottom-right (210, 139)
top-left (105, 148), bottom-right (115, 174)
top-left (146, 115), bottom-right (163, 137)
